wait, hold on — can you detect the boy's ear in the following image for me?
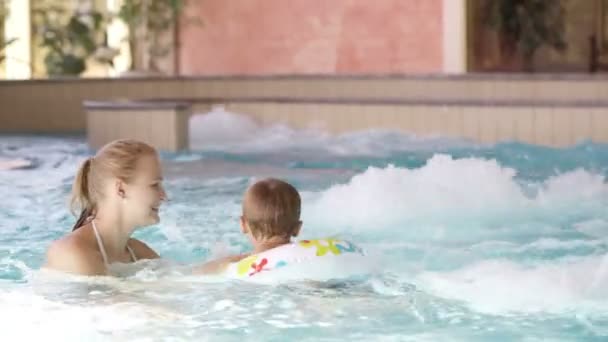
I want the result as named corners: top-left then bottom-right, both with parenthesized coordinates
top-left (240, 216), bottom-right (248, 234)
top-left (292, 221), bottom-right (303, 237)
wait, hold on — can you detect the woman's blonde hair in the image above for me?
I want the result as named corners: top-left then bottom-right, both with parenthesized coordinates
top-left (71, 139), bottom-right (157, 230)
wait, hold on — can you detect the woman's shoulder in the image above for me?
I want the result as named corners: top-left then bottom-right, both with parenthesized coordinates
top-left (45, 232), bottom-right (105, 275)
top-left (128, 238), bottom-right (160, 259)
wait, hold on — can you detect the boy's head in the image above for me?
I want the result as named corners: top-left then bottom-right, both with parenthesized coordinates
top-left (240, 178), bottom-right (302, 242)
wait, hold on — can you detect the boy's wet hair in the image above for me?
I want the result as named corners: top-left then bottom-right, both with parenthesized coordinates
top-left (242, 178), bottom-right (301, 240)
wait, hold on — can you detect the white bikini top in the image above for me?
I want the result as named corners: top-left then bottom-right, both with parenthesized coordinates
top-left (91, 220), bottom-right (137, 265)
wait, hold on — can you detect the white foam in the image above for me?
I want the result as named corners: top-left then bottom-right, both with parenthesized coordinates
top-left (415, 254), bottom-right (608, 315)
top-left (302, 155), bottom-right (608, 236)
top-left (470, 238), bottom-right (605, 254)
top-left (189, 109), bottom-right (475, 155)
top-left (0, 269), bottom-right (193, 340)
top-left (189, 109), bottom-right (328, 153)
top-left (538, 169), bottom-right (608, 205)
top-left (0, 288), bottom-right (185, 341)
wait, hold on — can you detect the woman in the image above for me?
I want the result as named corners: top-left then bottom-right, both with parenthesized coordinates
top-left (45, 139), bottom-right (167, 276)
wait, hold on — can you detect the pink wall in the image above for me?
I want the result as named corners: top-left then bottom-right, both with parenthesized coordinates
top-left (179, 0), bottom-right (443, 75)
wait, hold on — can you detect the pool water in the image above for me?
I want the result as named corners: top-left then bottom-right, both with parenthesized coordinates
top-left (1, 110), bottom-right (607, 341)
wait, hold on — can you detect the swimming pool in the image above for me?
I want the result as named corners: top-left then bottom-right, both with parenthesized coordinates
top-left (1, 110), bottom-right (607, 341)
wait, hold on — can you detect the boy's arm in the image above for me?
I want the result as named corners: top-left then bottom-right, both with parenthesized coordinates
top-left (193, 254), bottom-right (250, 275)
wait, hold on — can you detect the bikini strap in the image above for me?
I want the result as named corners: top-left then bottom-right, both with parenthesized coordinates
top-left (126, 244), bottom-right (137, 262)
top-left (91, 220), bottom-right (109, 266)
top-left (92, 220), bottom-right (137, 263)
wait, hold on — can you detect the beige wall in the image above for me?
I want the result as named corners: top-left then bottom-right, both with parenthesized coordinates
top-left (84, 98), bottom-right (608, 150)
top-left (87, 106), bottom-right (191, 152)
top-left (3, 75), bottom-right (608, 147)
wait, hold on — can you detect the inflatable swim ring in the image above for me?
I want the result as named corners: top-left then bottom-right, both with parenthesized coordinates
top-left (223, 238), bottom-right (369, 282)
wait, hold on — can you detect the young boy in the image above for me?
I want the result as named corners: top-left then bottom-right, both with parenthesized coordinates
top-left (196, 177), bottom-right (302, 274)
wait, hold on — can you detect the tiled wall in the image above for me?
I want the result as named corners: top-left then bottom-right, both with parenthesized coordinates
top-left (2, 76), bottom-right (608, 146)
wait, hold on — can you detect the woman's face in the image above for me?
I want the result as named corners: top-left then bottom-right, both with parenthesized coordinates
top-left (122, 153), bottom-right (167, 227)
